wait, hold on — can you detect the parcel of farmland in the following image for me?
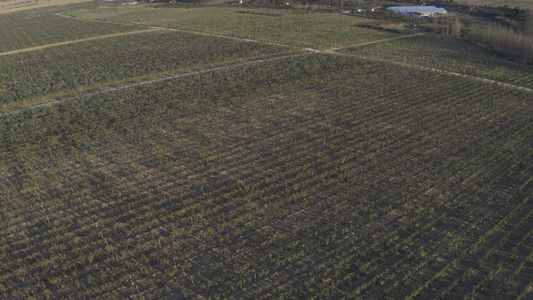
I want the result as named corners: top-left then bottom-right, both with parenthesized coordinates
top-left (0, 1), bottom-right (532, 299)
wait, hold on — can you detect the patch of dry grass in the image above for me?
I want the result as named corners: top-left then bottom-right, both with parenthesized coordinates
top-left (0, 0), bottom-right (91, 14)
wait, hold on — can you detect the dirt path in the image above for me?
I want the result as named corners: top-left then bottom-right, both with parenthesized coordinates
top-left (0, 28), bottom-right (160, 57)
top-left (332, 52), bottom-right (533, 93)
top-left (3, 46), bottom-right (530, 119)
top-left (60, 14), bottom-right (305, 50)
top-left (323, 34), bottom-right (532, 93)
top-left (0, 13), bottom-right (409, 57)
top-left (1, 12), bottom-right (300, 57)
top-left (0, 13), bottom-right (302, 57)
top-left (0, 52), bottom-right (313, 118)
top-left (325, 33), bottom-right (426, 52)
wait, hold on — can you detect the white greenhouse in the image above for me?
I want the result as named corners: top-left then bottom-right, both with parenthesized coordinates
top-left (385, 6), bottom-right (447, 18)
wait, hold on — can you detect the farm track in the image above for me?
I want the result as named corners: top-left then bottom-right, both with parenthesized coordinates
top-left (326, 51), bottom-right (533, 93)
top-left (0, 13), bottom-right (300, 58)
top-left (58, 14), bottom-right (305, 50)
top-left (325, 32), bottom-right (426, 52)
top-left (0, 52), bottom-right (313, 118)
top-left (2, 46), bottom-right (531, 119)
top-left (0, 28), bottom-right (159, 57)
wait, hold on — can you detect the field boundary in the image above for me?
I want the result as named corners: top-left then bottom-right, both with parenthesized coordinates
top-left (0, 28), bottom-right (159, 57)
top-left (324, 33), bottom-right (533, 93)
top-left (0, 13), bottom-right (304, 57)
top-left (325, 33), bottom-right (426, 52)
top-left (334, 53), bottom-right (533, 93)
top-left (58, 14), bottom-right (308, 50)
top-left (163, 26), bottom-right (305, 50)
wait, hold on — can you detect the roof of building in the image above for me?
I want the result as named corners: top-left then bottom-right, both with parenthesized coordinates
top-left (385, 6), bottom-right (447, 14)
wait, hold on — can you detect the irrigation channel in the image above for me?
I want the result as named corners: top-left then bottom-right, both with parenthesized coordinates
top-left (1, 32), bottom-right (531, 118)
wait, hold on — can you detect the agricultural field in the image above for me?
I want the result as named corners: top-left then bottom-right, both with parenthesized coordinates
top-left (1, 52), bottom-right (532, 299)
top-left (0, 29), bottom-right (298, 110)
top-left (0, 10), bottom-right (144, 52)
top-left (60, 5), bottom-right (400, 49)
top-left (340, 34), bottom-right (533, 89)
top-left (1, 1), bottom-right (532, 299)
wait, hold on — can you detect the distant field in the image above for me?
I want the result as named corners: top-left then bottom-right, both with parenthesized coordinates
top-left (466, 0), bottom-right (533, 10)
top-left (61, 6), bottom-right (399, 49)
top-left (340, 34), bottom-right (533, 89)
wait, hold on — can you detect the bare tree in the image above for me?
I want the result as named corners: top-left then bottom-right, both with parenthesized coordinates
top-left (525, 9), bottom-right (533, 34)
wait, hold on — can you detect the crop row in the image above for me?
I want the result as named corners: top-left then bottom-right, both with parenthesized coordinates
top-left (0, 54), bottom-right (531, 298)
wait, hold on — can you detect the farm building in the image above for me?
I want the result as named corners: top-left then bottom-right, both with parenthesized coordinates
top-left (385, 6), bottom-right (447, 18)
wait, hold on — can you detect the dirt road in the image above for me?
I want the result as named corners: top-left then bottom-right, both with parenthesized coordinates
top-left (0, 29), bottom-right (159, 57)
